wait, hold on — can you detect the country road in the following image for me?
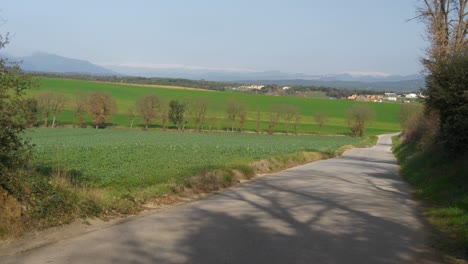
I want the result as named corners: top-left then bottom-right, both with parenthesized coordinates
top-left (3, 134), bottom-right (439, 264)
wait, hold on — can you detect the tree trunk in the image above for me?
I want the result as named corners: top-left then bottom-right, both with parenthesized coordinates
top-left (51, 115), bottom-right (56, 128)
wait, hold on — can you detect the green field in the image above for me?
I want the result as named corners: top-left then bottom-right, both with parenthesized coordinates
top-left (30, 128), bottom-right (366, 193)
top-left (32, 77), bottom-right (402, 135)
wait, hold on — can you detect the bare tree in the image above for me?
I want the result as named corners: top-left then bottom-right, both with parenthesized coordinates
top-left (267, 105), bottom-right (283, 134)
top-left (86, 92), bottom-right (117, 129)
top-left (127, 106), bottom-right (136, 129)
top-left (36, 91), bottom-right (54, 126)
top-left (226, 99), bottom-right (244, 132)
top-left (346, 105), bottom-right (375, 137)
top-left (256, 108), bottom-right (262, 134)
top-left (192, 97), bottom-right (210, 132)
top-left (416, 0), bottom-right (467, 69)
top-left (282, 105), bottom-right (299, 135)
top-left (137, 93), bottom-right (160, 129)
top-left (160, 102), bottom-right (169, 131)
top-left (50, 93), bottom-right (67, 128)
top-left (314, 111), bottom-right (328, 128)
top-left (293, 112), bottom-right (301, 135)
top-left (72, 93), bottom-right (87, 128)
top-left (238, 104), bottom-right (248, 132)
top-left (208, 115), bottom-right (216, 132)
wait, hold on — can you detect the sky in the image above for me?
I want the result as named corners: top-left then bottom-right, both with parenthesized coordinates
top-left (0, 0), bottom-right (427, 75)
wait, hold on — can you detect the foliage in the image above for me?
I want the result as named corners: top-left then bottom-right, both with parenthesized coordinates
top-left (417, 0), bottom-right (468, 156)
top-left (346, 105), bottom-right (375, 137)
top-left (424, 50), bottom-right (468, 155)
top-left (86, 92), bottom-right (117, 129)
top-left (393, 137), bottom-right (468, 262)
top-left (168, 100), bottom-right (186, 130)
top-left (0, 37), bottom-right (36, 188)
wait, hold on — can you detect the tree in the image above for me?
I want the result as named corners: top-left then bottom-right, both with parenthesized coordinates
top-left (346, 105), bottom-right (375, 137)
top-left (256, 108), bottom-right (262, 133)
top-left (127, 107), bottom-right (136, 129)
top-left (267, 105), bottom-right (283, 134)
top-left (86, 92), bottom-right (117, 129)
top-left (169, 100), bottom-right (186, 130)
top-left (36, 91), bottom-right (54, 126)
top-left (314, 111), bottom-right (328, 128)
top-left (417, 0), bottom-right (468, 154)
top-left (50, 93), bottom-right (67, 128)
top-left (416, 0), bottom-right (467, 70)
top-left (137, 93), bottom-right (160, 129)
top-left (226, 99), bottom-right (242, 132)
top-left (238, 104), bottom-right (248, 132)
top-left (425, 51), bottom-right (468, 153)
top-left (72, 93), bottom-right (87, 128)
top-left (192, 97), bottom-right (210, 132)
top-left (160, 101), bottom-right (169, 131)
top-left (293, 112), bottom-right (301, 135)
top-left (0, 33), bottom-right (36, 181)
top-left (282, 105), bottom-right (299, 135)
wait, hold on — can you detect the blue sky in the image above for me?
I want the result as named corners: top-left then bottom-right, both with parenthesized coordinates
top-left (1, 0), bottom-right (426, 75)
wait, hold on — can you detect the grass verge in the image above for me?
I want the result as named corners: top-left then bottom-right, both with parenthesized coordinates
top-left (392, 136), bottom-right (468, 263)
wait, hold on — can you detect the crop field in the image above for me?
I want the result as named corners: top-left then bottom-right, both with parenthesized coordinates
top-left (31, 77), bottom-right (402, 135)
top-left (30, 128), bottom-right (367, 194)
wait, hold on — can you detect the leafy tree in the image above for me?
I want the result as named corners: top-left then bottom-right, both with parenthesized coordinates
top-left (169, 100), bottom-right (186, 130)
top-left (417, 0), bottom-right (467, 155)
top-left (137, 93), bottom-right (160, 129)
top-left (0, 34), bottom-right (36, 182)
top-left (86, 92), bottom-right (117, 129)
top-left (346, 105), bottom-right (375, 137)
top-left (425, 51), bottom-right (468, 154)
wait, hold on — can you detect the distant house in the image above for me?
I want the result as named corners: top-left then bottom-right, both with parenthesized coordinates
top-left (238, 85), bottom-right (265, 90)
top-left (282, 86), bottom-right (291, 90)
top-left (405, 93), bottom-right (418, 99)
top-left (384, 93), bottom-right (398, 101)
top-left (347, 94), bottom-right (383, 102)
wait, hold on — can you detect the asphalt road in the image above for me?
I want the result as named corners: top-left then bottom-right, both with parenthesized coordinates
top-left (3, 134), bottom-right (438, 264)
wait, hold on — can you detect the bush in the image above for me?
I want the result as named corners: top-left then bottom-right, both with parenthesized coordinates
top-left (425, 50), bottom-right (468, 156)
top-left (403, 110), bottom-right (439, 150)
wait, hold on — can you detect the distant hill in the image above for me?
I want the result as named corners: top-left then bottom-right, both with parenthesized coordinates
top-left (0, 52), bottom-right (117, 76)
top-left (106, 65), bottom-right (425, 92)
top-left (0, 52), bottom-right (425, 92)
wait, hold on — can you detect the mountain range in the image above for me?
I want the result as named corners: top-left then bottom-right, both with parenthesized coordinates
top-left (0, 52), bottom-right (425, 92)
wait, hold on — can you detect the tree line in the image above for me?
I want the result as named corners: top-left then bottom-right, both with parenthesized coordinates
top-left (29, 90), bottom-right (375, 137)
